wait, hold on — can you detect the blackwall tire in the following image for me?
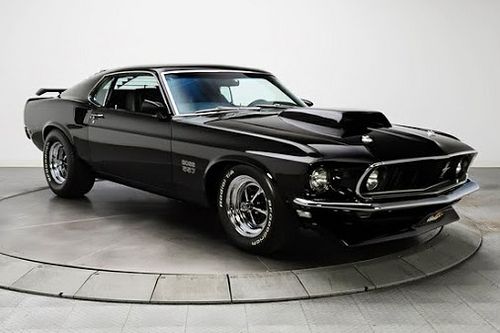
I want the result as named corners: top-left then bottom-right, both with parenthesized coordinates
top-left (43, 130), bottom-right (95, 198)
top-left (217, 164), bottom-right (298, 254)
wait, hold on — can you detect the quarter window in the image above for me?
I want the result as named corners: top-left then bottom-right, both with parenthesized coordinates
top-left (90, 77), bottom-right (113, 106)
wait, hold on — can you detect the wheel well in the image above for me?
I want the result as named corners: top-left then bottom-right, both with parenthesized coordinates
top-left (43, 125), bottom-right (72, 144)
top-left (205, 161), bottom-right (238, 207)
top-left (43, 125), bottom-right (59, 141)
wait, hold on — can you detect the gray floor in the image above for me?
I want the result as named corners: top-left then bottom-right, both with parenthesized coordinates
top-left (0, 168), bottom-right (499, 332)
top-left (0, 175), bottom-right (439, 274)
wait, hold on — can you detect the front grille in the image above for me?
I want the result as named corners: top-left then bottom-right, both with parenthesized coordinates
top-left (358, 152), bottom-right (475, 198)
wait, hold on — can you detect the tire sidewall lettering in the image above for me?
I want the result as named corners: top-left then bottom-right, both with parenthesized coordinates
top-left (219, 167), bottom-right (275, 248)
top-left (43, 134), bottom-right (70, 190)
top-left (43, 139), bottom-right (53, 184)
top-left (251, 198), bottom-right (273, 246)
top-left (218, 169), bottom-right (234, 208)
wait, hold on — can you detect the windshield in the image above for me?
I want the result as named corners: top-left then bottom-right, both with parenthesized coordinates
top-left (163, 72), bottom-right (303, 114)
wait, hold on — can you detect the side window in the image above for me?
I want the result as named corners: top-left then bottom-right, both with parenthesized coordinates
top-left (105, 73), bottom-right (165, 115)
top-left (114, 75), bottom-right (158, 90)
top-left (90, 77), bottom-right (113, 106)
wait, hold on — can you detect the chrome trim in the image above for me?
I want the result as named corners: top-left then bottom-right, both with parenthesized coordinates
top-left (162, 72), bottom-right (180, 115)
top-left (246, 150), bottom-right (317, 163)
top-left (364, 178), bottom-right (468, 198)
top-left (163, 69), bottom-right (265, 75)
top-left (294, 180), bottom-right (479, 212)
top-left (355, 150), bottom-right (478, 199)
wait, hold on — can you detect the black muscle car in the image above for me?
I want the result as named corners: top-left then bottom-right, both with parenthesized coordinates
top-left (24, 64), bottom-right (479, 254)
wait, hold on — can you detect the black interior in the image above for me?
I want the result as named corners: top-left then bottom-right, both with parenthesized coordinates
top-left (106, 88), bottom-right (164, 115)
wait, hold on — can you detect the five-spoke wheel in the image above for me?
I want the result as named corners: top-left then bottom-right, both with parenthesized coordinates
top-left (48, 141), bottom-right (68, 185)
top-left (217, 164), bottom-right (297, 254)
top-left (43, 130), bottom-right (95, 198)
top-left (225, 175), bottom-right (269, 238)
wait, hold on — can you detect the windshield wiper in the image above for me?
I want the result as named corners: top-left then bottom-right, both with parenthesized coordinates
top-left (254, 102), bottom-right (298, 109)
top-left (194, 106), bottom-right (260, 114)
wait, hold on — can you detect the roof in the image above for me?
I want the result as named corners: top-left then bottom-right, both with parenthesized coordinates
top-left (103, 64), bottom-right (271, 75)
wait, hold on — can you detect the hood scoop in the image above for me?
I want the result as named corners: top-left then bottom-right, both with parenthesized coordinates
top-left (279, 108), bottom-right (391, 134)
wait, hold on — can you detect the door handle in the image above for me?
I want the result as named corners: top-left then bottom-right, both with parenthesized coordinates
top-left (90, 113), bottom-right (105, 119)
top-left (89, 113), bottom-right (105, 123)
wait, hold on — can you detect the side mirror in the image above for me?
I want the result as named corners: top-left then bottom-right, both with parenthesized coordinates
top-left (301, 99), bottom-right (314, 107)
top-left (155, 107), bottom-right (171, 121)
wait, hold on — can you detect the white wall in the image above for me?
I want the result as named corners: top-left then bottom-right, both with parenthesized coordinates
top-left (0, 0), bottom-right (498, 166)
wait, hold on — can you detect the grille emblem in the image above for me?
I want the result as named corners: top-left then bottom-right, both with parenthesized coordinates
top-left (361, 135), bottom-right (373, 143)
top-left (439, 161), bottom-right (451, 178)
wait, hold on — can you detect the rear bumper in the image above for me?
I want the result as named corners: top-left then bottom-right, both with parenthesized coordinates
top-left (293, 180), bottom-right (479, 213)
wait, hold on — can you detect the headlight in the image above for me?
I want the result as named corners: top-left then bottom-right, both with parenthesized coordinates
top-left (366, 169), bottom-right (379, 191)
top-left (309, 168), bottom-right (329, 192)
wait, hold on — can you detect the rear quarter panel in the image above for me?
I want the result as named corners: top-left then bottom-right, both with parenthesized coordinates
top-left (24, 97), bottom-right (92, 161)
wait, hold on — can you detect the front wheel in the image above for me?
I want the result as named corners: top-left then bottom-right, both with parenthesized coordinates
top-left (43, 130), bottom-right (95, 198)
top-left (217, 165), bottom-right (298, 254)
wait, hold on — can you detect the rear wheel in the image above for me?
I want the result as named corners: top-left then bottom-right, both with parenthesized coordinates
top-left (43, 130), bottom-right (95, 198)
top-left (217, 165), bottom-right (298, 254)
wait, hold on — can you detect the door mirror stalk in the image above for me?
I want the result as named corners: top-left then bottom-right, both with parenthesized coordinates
top-left (154, 107), bottom-right (171, 121)
top-left (301, 99), bottom-right (314, 107)
top-left (155, 111), bottom-right (171, 121)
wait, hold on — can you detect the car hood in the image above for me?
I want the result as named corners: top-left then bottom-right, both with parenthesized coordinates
top-left (202, 107), bottom-right (475, 162)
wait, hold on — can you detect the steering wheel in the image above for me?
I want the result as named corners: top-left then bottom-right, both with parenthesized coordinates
top-left (247, 99), bottom-right (269, 107)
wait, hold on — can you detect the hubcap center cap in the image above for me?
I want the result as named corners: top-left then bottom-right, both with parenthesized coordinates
top-left (240, 202), bottom-right (252, 212)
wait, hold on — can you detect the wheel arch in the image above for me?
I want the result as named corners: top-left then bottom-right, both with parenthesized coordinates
top-left (42, 122), bottom-right (74, 145)
top-left (203, 156), bottom-right (275, 207)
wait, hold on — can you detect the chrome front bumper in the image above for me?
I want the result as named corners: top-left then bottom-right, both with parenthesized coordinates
top-left (293, 180), bottom-right (479, 213)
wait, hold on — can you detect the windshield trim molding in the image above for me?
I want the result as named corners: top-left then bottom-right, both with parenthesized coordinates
top-left (163, 69), bottom-right (265, 75)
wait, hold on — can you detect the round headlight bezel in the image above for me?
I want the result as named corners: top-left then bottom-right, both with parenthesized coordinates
top-left (309, 167), bottom-right (330, 193)
top-left (365, 169), bottom-right (380, 191)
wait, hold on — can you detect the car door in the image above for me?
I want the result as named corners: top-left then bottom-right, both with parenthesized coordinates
top-left (87, 72), bottom-right (172, 191)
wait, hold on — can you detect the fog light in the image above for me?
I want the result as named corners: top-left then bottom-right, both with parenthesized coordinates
top-left (366, 169), bottom-right (379, 191)
top-left (296, 210), bottom-right (312, 218)
top-left (309, 168), bottom-right (329, 192)
top-left (455, 160), bottom-right (463, 176)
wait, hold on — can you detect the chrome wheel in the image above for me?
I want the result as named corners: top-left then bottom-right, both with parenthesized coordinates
top-left (48, 142), bottom-right (68, 185)
top-left (225, 175), bottom-right (269, 238)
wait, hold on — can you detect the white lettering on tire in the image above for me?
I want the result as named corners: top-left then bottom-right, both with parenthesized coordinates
top-left (251, 199), bottom-right (273, 246)
top-left (218, 169), bottom-right (234, 208)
